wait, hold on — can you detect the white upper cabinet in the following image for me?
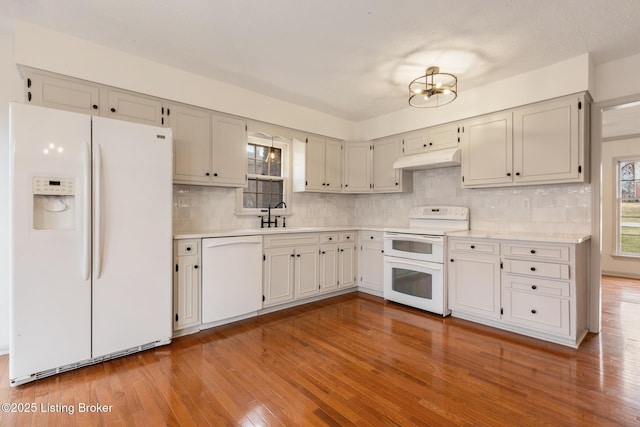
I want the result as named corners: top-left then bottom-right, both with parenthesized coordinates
top-left (25, 69), bottom-right (165, 126)
top-left (373, 136), bottom-right (412, 193)
top-left (401, 123), bottom-right (458, 156)
top-left (343, 141), bottom-right (372, 193)
top-left (512, 96), bottom-right (585, 184)
top-left (461, 111), bottom-right (513, 187)
top-left (461, 93), bottom-right (589, 188)
top-left (170, 103), bottom-right (212, 184)
top-left (25, 71), bottom-right (101, 115)
top-left (104, 89), bottom-right (164, 126)
top-left (210, 114), bottom-right (248, 187)
top-left (170, 104), bottom-right (247, 187)
top-left (293, 137), bottom-right (342, 193)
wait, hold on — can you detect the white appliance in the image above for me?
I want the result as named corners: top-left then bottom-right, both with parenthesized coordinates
top-left (9, 103), bottom-right (173, 386)
top-left (392, 147), bottom-right (461, 171)
top-left (201, 236), bottom-right (263, 324)
top-left (383, 206), bottom-right (469, 316)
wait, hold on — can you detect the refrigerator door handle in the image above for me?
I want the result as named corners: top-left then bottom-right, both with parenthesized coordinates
top-left (94, 144), bottom-right (103, 279)
top-left (83, 142), bottom-right (91, 281)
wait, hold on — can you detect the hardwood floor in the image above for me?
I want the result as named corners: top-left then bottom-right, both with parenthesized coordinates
top-left (1, 276), bottom-right (639, 426)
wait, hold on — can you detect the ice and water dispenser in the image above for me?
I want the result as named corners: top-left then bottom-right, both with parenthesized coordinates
top-left (32, 177), bottom-right (76, 230)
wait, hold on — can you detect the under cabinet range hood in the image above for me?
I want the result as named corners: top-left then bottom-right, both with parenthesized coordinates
top-left (392, 147), bottom-right (461, 170)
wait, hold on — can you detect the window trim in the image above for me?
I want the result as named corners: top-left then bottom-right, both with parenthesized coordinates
top-left (615, 157), bottom-right (640, 257)
top-left (236, 134), bottom-right (291, 216)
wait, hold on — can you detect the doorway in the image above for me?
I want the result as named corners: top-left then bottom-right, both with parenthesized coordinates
top-left (601, 103), bottom-right (640, 277)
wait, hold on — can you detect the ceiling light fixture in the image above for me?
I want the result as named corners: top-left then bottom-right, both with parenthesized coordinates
top-left (408, 66), bottom-right (457, 108)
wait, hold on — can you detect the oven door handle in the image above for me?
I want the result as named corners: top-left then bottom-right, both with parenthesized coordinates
top-left (384, 234), bottom-right (444, 244)
top-left (386, 258), bottom-right (443, 271)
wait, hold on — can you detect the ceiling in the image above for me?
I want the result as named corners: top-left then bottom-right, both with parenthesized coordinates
top-left (3, 0), bottom-right (640, 122)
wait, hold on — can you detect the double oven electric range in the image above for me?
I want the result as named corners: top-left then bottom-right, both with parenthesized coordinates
top-left (383, 206), bottom-right (469, 316)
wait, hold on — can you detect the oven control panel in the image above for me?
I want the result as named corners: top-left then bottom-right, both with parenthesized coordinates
top-left (408, 206), bottom-right (469, 221)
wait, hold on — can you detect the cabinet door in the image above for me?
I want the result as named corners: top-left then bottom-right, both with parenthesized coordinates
top-left (319, 244), bottom-right (339, 293)
top-left (26, 71), bottom-right (101, 115)
top-left (461, 112), bottom-right (513, 187)
top-left (264, 247), bottom-right (295, 307)
top-left (502, 287), bottom-right (571, 337)
top-left (428, 123), bottom-right (459, 151)
top-left (295, 246), bottom-right (320, 299)
top-left (338, 243), bottom-right (356, 288)
top-left (305, 137), bottom-right (326, 191)
top-left (170, 104), bottom-right (212, 184)
top-left (343, 142), bottom-right (372, 193)
top-left (373, 136), bottom-right (401, 192)
top-left (359, 240), bottom-right (384, 292)
top-left (174, 255), bottom-right (201, 331)
top-left (513, 97), bottom-right (581, 184)
top-left (402, 129), bottom-right (428, 155)
top-left (211, 114), bottom-right (247, 187)
top-left (324, 139), bottom-right (343, 192)
top-left (104, 89), bottom-right (164, 126)
top-left (448, 253), bottom-right (501, 319)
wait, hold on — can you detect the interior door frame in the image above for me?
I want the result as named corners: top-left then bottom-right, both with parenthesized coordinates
top-left (590, 93), bottom-right (640, 333)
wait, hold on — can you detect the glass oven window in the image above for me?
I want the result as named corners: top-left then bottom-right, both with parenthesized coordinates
top-left (391, 268), bottom-right (433, 299)
top-left (391, 240), bottom-right (433, 254)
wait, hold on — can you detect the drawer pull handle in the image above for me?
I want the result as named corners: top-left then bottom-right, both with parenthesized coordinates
top-left (530, 267), bottom-right (536, 272)
top-left (194, 265), bottom-right (198, 269)
top-left (470, 245), bottom-right (476, 249)
top-left (531, 309), bottom-right (537, 314)
top-left (531, 285), bottom-right (537, 290)
top-left (186, 247), bottom-right (191, 251)
top-left (530, 249), bottom-right (536, 254)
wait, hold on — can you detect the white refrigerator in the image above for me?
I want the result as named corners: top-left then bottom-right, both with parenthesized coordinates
top-left (9, 103), bottom-right (173, 386)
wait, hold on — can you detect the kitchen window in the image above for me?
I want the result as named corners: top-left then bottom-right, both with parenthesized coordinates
top-left (617, 159), bottom-right (640, 256)
top-left (237, 134), bottom-right (290, 214)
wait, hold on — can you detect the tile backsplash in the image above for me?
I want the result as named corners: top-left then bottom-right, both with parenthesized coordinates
top-left (174, 166), bottom-right (591, 235)
top-left (354, 167), bottom-right (591, 234)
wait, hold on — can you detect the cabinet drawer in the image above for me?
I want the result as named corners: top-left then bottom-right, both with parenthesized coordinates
top-left (503, 290), bottom-right (570, 337)
top-left (320, 233), bottom-right (338, 243)
top-left (504, 259), bottom-right (570, 280)
top-left (503, 274), bottom-right (570, 297)
top-left (340, 232), bottom-right (356, 243)
top-left (264, 233), bottom-right (319, 248)
top-left (360, 231), bottom-right (383, 243)
top-left (176, 239), bottom-right (199, 256)
top-left (449, 239), bottom-right (499, 255)
top-left (501, 243), bottom-right (570, 262)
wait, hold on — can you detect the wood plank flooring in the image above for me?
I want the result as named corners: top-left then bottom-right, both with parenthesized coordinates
top-left (1, 275), bottom-right (639, 426)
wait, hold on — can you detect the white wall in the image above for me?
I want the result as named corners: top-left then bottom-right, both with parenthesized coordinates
top-left (14, 21), bottom-right (355, 141)
top-left (0, 34), bottom-right (24, 354)
top-left (354, 54), bottom-right (592, 141)
top-left (593, 52), bottom-right (640, 102)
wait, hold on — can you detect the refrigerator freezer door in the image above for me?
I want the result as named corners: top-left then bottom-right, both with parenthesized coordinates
top-left (91, 117), bottom-right (173, 357)
top-left (10, 103), bottom-right (92, 380)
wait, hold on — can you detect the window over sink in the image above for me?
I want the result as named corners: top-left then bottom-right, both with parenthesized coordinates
top-left (236, 134), bottom-right (290, 215)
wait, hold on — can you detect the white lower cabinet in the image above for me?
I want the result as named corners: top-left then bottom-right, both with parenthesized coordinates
top-left (358, 231), bottom-right (384, 294)
top-left (173, 239), bottom-right (201, 332)
top-left (263, 231), bottom-right (357, 309)
top-left (448, 250), bottom-right (501, 320)
top-left (447, 236), bottom-right (589, 348)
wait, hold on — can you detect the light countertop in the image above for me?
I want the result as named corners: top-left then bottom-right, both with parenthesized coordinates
top-left (448, 230), bottom-right (591, 244)
top-left (175, 227), bottom-right (591, 244)
top-left (174, 225), bottom-right (387, 240)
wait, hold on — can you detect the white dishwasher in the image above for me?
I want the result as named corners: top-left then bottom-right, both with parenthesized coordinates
top-left (201, 235), bottom-right (263, 324)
